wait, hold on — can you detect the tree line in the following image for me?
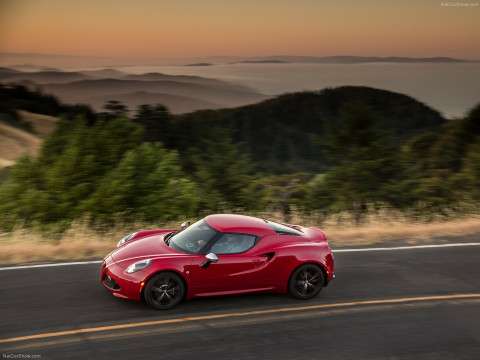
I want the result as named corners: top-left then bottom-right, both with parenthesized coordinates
top-left (0, 84), bottom-right (479, 229)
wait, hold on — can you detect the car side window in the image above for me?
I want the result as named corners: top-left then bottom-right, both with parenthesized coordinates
top-left (210, 233), bottom-right (257, 255)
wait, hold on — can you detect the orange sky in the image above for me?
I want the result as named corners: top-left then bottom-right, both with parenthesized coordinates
top-left (1, 0), bottom-right (479, 60)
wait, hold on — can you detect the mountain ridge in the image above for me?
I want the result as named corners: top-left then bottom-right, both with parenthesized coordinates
top-left (0, 67), bottom-right (268, 113)
top-left (163, 86), bottom-right (447, 173)
top-left (0, 52), bottom-right (475, 68)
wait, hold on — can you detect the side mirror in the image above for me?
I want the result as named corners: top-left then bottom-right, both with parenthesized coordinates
top-left (181, 221), bottom-right (190, 230)
top-left (201, 253), bottom-right (218, 269)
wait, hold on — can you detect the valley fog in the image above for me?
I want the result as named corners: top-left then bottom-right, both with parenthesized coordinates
top-left (114, 62), bottom-right (480, 118)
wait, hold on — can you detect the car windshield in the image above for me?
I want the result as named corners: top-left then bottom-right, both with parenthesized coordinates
top-left (169, 219), bottom-right (217, 254)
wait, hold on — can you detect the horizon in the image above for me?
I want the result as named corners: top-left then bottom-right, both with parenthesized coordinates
top-left (1, 51), bottom-right (477, 61)
top-left (0, 51), bottom-right (477, 70)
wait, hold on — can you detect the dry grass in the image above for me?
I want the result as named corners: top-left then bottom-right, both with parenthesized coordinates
top-left (0, 110), bottom-right (58, 168)
top-left (0, 158), bottom-right (15, 167)
top-left (0, 219), bottom-right (180, 265)
top-left (1, 214), bottom-right (480, 266)
top-left (17, 110), bottom-right (58, 137)
top-left (284, 208), bottom-right (480, 247)
top-left (324, 217), bottom-right (480, 247)
top-left (0, 122), bottom-right (42, 166)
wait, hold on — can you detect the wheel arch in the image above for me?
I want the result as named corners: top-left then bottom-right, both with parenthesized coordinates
top-left (286, 261), bottom-right (328, 292)
top-left (140, 269), bottom-right (189, 302)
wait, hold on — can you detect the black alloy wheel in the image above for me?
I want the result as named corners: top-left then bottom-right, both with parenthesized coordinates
top-left (288, 264), bottom-right (324, 299)
top-left (144, 272), bottom-right (186, 310)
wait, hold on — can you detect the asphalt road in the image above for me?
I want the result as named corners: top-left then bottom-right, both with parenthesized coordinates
top-left (1, 244), bottom-right (480, 359)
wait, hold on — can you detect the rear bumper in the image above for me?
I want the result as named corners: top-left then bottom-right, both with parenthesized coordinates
top-left (324, 251), bottom-right (335, 285)
top-left (325, 273), bottom-right (335, 287)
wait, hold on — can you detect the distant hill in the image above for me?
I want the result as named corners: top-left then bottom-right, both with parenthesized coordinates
top-left (0, 70), bottom-right (90, 84)
top-left (121, 72), bottom-right (245, 88)
top-left (0, 67), bottom-right (21, 74)
top-left (164, 86), bottom-right (446, 173)
top-left (237, 60), bottom-right (288, 64)
top-left (0, 67), bottom-right (268, 114)
top-left (1, 52), bottom-right (472, 69)
top-left (40, 78), bottom-right (269, 112)
top-left (184, 63), bottom-right (214, 66)
top-left (80, 68), bottom-right (126, 78)
top-left (238, 56), bottom-right (470, 64)
top-left (82, 91), bottom-right (225, 114)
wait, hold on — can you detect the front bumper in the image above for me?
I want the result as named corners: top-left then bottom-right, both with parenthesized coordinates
top-left (100, 256), bottom-right (144, 301)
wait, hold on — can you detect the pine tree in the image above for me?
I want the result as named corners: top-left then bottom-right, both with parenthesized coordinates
top-left (191, 128), bottom-right (253, 209)
top-left (312, 103), bottom-right (404, 223)
top-left (134, 104), bottom-right (172, 143)
top-left (81, 142), bottom-right (199, 221)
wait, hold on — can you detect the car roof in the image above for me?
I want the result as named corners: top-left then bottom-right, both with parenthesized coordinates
top-left (204, 214), bottom-right (276, 237)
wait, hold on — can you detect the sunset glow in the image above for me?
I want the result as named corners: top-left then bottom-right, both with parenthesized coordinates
top-left (1, 0), bottom-right (479, 60)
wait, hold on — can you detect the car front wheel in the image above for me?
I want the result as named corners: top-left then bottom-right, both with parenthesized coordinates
top-left (144, 272), bottom-right (186, 310)
top-left (288, 264), bottom-right (324, 299)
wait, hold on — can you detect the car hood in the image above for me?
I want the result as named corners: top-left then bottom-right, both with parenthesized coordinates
top-left (111, 234), bottom-right (186, 268)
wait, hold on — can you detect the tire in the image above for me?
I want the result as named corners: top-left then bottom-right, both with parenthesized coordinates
top-left (288, 264), bottom-right (324, 300)
top-left (144, 272), bottom-right (186, 310)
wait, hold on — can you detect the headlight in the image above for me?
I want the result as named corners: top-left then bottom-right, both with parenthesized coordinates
top-left (117, 232), bottom-right (138, 247)
top-left (125, 259), bottom-right (152, 274)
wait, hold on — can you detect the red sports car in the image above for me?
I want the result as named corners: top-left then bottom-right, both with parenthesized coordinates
top-left (101, 214), bottom-right (335, 310)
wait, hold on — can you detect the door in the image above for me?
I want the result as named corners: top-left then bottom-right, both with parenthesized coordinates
top-left (190, 233), bottom-right (272, 296)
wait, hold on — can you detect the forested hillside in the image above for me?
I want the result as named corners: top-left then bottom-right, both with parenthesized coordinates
top-left (158, 87), bottom-right (446, 173)
top-left (0, 83), bottom-right (478, 228)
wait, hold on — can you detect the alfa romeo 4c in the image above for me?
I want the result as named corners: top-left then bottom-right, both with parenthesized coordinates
top-left (101, 214), bottom-right (335, 310)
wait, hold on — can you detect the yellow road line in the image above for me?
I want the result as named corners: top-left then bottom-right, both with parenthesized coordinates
top-left (3, 324), bottom-right (204, 352)
top-left (6, 299), bottom-right (480, 352)
top-left (2, 293), bottom-right (480, 345)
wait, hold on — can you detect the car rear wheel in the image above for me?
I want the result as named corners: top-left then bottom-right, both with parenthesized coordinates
top-left (288, 264), bottom-right (324, 299)
top-left (144, 272), bottom-right (185, 310)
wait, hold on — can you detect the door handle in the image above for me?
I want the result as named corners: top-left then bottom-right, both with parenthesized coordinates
top-left (252, 259), bottom-right (261, 264)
